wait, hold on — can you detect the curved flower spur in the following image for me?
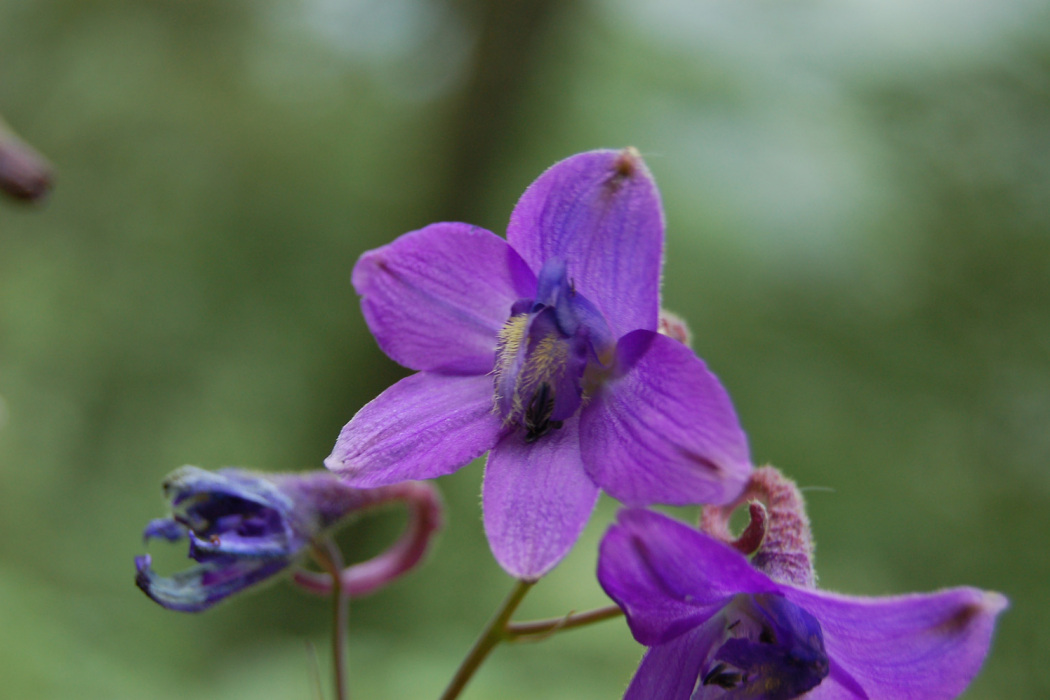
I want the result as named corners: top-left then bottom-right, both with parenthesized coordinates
top-left (135, 466), bottom-right (442, 612)
top-left (597, 468), bottom-right (1007, 700)
top-left (325, 148), bottom-right (752, 579)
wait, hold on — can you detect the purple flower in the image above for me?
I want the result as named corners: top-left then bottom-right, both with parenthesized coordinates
top-left (325, 148), bottom-right (751, 579)
top-left (136, 466), bottom-right (430, 612)
top-left (598, 508), bottom-right (1007, 700)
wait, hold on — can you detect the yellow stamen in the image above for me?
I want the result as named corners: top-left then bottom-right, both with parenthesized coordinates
top-left (493, 313), bottom-right (574, 427)
top-left (493, 314), bottom-right (529, 416)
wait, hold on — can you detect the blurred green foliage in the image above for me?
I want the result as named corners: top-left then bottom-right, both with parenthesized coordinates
top-left (1, 0), bottom-right (1047, 697)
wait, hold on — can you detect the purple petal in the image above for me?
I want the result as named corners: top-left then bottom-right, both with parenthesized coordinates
top-left (624, 626), bottom-right (714, 700)
top-left (619, 510), bottom-right (775, 601)
top-left (353, 222), bottom-right (536, 374)
top-left (602, 509), bottom-right (1007, 700)
top-left (506, 149), bottom-right (664, 338)
top-left (598, 509), bottom-right (732, 645)
top-left (482, 416), bottom-right (599, 580)
top-left (600, 509), bottom-right (777, 646)
top-left (807, 661), bottom-right (871, 700)
top-left (581, 331), bottom-right (751, 507)
top-left (325, 372), bottom-right (503, 487)
top-left (785, 586), bottom-right (1008, 700)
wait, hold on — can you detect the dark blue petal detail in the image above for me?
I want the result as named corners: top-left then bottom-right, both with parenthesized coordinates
top-left (696, 593), bottom-right (829, 700)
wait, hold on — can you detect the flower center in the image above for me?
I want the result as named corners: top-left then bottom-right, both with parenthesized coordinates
top-left (696, 593), bottom-right (829, 700)
top-left (492, 258), bottom-right (612, 442)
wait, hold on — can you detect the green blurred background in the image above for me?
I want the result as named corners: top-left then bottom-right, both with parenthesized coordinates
top-left (1, 0), bottom-right (1047, 697)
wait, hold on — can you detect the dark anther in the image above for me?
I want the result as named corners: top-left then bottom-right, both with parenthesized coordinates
top-left (701, 663), bottom-right (744, 689)
top-left (525, 383), bottom-right (562, 443)
top-left (759, 624), bottom-right (777, 645)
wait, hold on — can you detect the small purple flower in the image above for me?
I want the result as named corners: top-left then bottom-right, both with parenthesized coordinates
top-left (598, 508), bottom-right (1007, 700)
top-left (325, 148), bottom-right (751, 579)
top-left (136, 466), bottom-right (431, 612)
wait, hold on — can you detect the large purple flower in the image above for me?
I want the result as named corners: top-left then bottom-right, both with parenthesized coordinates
top-left (598, 508), bottom-right (1007, 700)
top-left (326, 148), bottom-right (751, 579)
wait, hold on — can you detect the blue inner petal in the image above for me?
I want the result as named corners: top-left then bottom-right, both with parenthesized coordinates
top-left (175, 492), bottom-right (294, 559)
top-left (694, 593), bottom-right (829, 700)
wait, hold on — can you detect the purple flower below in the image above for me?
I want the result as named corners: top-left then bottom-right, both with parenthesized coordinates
top-left (135, 466), bottom-right (383, 612)
top-left (598, 508), bottom-right (1007, 700)
top-left (326, 148), bottom-right (751, 579)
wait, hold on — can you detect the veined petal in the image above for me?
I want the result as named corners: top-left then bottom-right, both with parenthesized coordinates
top-left (599, 508), bottom-right (776, 644)
top-left (624, 626), bottom-right (714, 700)
top-left (353, 222), bottom-right (536, 374)
top-left (581, 331), bottom-right (751, 507)
top-left (325, 372), bottom-right (503, 487)
top-left (482, 416), bottom-right (598, 580)
top-left (506, 149), bottom-right (663, 338)
top-left (785, 586), bottom-right (1008, 700)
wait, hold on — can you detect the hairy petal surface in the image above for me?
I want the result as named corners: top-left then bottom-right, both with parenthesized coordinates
top-left (582, 331), bottom-right (751, 507)
top-left (353, 223), bottom-right (536, 374)
top-left (787, 586), bottom-right (1009, 700)
top-left (482, 416), bottom-right (599, 580)
top-left (326, 372), bottom-right (502, 486)
top-left (506, 149), bottom-right (664, 338)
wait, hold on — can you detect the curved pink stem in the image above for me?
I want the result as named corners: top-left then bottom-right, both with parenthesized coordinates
top-left (293, 480), bottom-right (443, 598)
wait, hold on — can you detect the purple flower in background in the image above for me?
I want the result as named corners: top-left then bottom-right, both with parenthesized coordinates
top-left (598, 508), bottom-right (1007, 700)
top-left (136, 466), bottom-right (403, 612)
top-left (326, 148), bottom-right (751, 579)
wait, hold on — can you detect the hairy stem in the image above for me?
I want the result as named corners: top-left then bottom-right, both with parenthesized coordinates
top-left (439, 579), bottom-right (535, 700)
top-left (505, 604), bottom-right (623, 642)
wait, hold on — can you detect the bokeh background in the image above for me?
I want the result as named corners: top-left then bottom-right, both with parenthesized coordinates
top-left (1, 0), bottom-right (1047, 697)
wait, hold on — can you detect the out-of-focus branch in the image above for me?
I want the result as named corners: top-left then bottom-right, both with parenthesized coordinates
top-left (0, 115), bottom-right (53, 202)
top-left (437, 0), bottom-right (569, 221)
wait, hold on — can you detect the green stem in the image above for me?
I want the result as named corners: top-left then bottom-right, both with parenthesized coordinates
top-left (313, 540), bottom-right (349, 700)
top-left (505, 604), bottom-right (623, 642)
top-left (439, 579), bottom-right (535, 700)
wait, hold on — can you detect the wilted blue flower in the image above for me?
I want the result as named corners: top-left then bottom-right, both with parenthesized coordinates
top-left (326, 148), bottom-right (751, 579)
top-left (136, 466), bottom-right (405, 612)
top-left (598, 508), bottom-right (1007, 700)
